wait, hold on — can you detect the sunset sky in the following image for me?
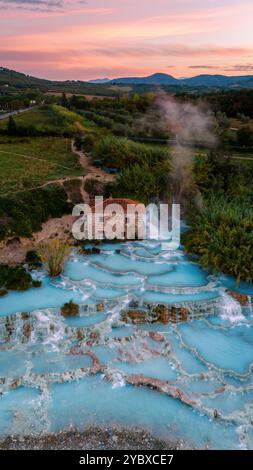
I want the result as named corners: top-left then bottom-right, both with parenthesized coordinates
top-left (0, 0), bottom-right (253, 80)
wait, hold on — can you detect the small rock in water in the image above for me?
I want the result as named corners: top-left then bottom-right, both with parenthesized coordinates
top-left (149, 331), bottom-right (165, 342)
top-left (213, 409), bottom-right (219, 419)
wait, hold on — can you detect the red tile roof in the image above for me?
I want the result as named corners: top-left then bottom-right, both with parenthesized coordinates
top-left (91, 198), bottom-right (141, 213)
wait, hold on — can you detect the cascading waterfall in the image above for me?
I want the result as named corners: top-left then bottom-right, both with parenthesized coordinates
top-left (219, 293), bottom-right (245, 324)
top-left (1, 240), bottom-right (253, 449)
top-left (247, 296), bottom-right (253, 316)
top-left (27, 310), bottom-right (67, 351)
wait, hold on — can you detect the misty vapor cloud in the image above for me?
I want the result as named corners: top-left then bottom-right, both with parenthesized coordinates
top-left (188, 63), bottom-right (253, 72)
top-left (84, 44), bottom-right (251, 59)
top-left (0, 0), bottom-right (63, 10)
top-left (0, 0), bottom-right (86, 10)
top-left (0, 0), bottom-right (61, 4)
top-left (225, 64), bottom-right (253, 72)
top-left (188, 65), bottom-right (217, 69)
top-left (157, 94), bottom-right (215, 205)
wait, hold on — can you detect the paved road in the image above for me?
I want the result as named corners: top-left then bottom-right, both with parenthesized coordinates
top-left (0, 106), bottom-right (36, 121)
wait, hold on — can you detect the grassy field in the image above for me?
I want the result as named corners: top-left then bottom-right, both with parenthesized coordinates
top-left (0, 136), bottom-right (83, 195)
top-left (0, 105), bottom-right (84, 134)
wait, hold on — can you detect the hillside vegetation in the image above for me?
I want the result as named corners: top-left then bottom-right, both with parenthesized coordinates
top-left (0, 105), bottom-right (83, 136)
top-left (183, 151), bottom-right (253, 282)
top-left (0, 136), bottom-right (83, 194)
top-left (0, 185), bottom-right (69, 240)
top-left (0, 67), bottom-right (117, 96)
top-left (1, 87), bottom-right (253, 283)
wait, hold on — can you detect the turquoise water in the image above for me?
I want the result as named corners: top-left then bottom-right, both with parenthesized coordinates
top-left (148, 263), bottom-right (208, 287)
top-left (0, 240), bottom-right (253, 449)
top-left (0, 277), bottom-right (84, 317)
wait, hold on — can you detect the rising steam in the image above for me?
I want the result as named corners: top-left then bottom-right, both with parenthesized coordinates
top-left (157, 94), bottom-right (216, 205)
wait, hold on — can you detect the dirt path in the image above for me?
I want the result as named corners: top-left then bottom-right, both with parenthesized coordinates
top-left (71, 139), bottom-right (115, 183)
top-left (0, 173), bottom-right (84, 197)
top-left (69, 141), bottom-right (116, 202)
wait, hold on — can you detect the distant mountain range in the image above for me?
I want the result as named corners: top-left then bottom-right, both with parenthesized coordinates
top-left (89, 78), bottom-right (111, 84)
top-left (1, 67), bottom-right (253, 91)
top-left (99, 72), bottom-right (253, 88)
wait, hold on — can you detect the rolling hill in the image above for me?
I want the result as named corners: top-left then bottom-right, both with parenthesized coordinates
top-left (108, 73), bottom-right (179, 85)
top-left (1, 67), bottom-right (253, 92)
top-left (0, 67), bottom-right (116, 96)
top-left (109, 73), bottom-right (253, 88)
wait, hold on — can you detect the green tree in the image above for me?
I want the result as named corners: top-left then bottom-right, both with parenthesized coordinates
top-left (237, 126), bottom-right (253, 147)
top-left (61, 92), bottom-right (69, 108)
top-left (7, 116), bottom-right (18, 135)
top-left (114, 160), bottom-right (171, 204)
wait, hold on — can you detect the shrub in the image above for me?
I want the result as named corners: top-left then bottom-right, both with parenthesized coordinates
top-left (82, 133), bottom-right (96, 152)
top-left (25, 250), bottom-right (42, 268)
top-left (0, 288), bottom-right (8, 297)
top-left (7, 116), bottom-right (18, 136)
top-left (183, 196), bottom-right (253, 283)
top-left (237, 126), bottom-right (253, 147)
top-left (80, 246), bottom-right (101, 255)
top-left (112, 160), bottom-right (171, 204)
top-left (39, 240), bottom-right (70, 277)
top-left (93, 135), bottom-right (168, 170)
top-left (84, 178), bottom-right (104, 196)
top-left (74, 133), bottom-right (83, 150)
top-left (61, 300), bottom-right (80, 317)
top-left (0, 185), bottom-right (70, 241)
top-left (32, 279), bottom-right (42, 288)
top-left (0, 265), bottom-right (37, 291)
top-left (193, 151), bottom-right (253, 200)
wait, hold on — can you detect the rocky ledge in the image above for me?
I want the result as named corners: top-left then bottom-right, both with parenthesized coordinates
top-left (228, 291), bottom-right (251, 306)
top-left (122, 305), bottom-right (190, 325)
top-left (0, 426), bottom-right (186, 450)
